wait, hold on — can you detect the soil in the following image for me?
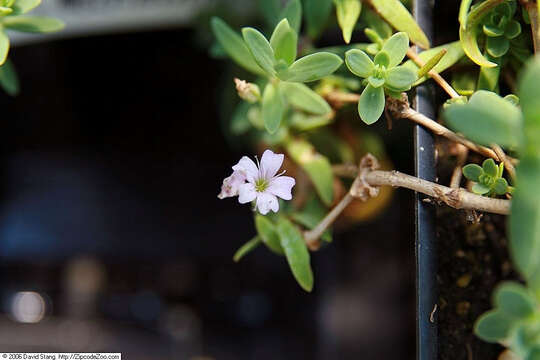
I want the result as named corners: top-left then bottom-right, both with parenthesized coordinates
top-left (436, 150), bottom-right (519, 360)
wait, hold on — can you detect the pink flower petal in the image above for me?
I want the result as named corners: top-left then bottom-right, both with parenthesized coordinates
top-left (217, 171), bottom-right (246, 199)
top-left (268, 176), bottom-right (295, 200)
top-left (238, 183), bottom-right (257, 204)
top-left (232, 156), bottom-right (259, 183)
top-left (256, 192), bottom-right (279, 215)
top-left (260, 150), bottom-right (284, 179)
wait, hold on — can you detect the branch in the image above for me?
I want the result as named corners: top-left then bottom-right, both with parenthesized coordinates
top-left (307, 155), bottom-right (510, 246)
top-left (386, 94), bottom-right (518, 165)
top-left (406, 47), bottom-right (461, 99)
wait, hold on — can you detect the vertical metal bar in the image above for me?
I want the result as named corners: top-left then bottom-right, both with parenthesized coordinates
top-left (413, 0), bottom-right (438, 359)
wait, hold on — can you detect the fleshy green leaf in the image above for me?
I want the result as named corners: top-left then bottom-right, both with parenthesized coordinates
top-left (270, 19), bottom-right (297, 66)
top-left (444, 90), bottom-right (522, 148)
top-left (486, 36), bottom-right (510, 57)
top-left (472, 183), bottom-right (491, 195)
top-left (334, 0), bottom-right (362, 44)
top-left (373, 51), bottom-right (390, 67)
top-left (505, 20), bottom-right (521, 39)
top-left (242, 27), bottom-right (277, 76)
top-left (276, 217), bottom-right (314, 292)
top-left (286, 139), bottom-right (334, 205)
top-left (367, 75), bottom-right (385, 88)
top-left (2, 16), bottom-right (64, 33)
top-left (290, 112), bottom-right (333, 131)
top-left (280, 82), bottom-right (331, 115)
top-left (417, 49), bottom-right (447, 78)
top-left (262, 82), bottom-right (285, 133)
top-left (11, 0), bottom-right (40, 15)
top-left (384, 66), bottom-right (416, 90)
top-left (233, 236), bottom-right (262, 262)
top-left (510, 155), bottom-right (540, 281)
top-left (463, 164), bottom-right (483, 182)
top-left (280, 0), bottom-right (302, 34)
top-left (402, 41), bottom-right (465, 85)
top-left (518, 57), bottom-right (540, 155)
top-left (483, 158), bottom-right (498, 177)
top-left (474, 310), bottom-right (516, 342)
top-left (304, 0), bottom-right (333, 39)
top-left (0, 59), bottom-right (19, 96)
top-left (0, 31), bottom-right (8, 66)
top-left (283, 52), bottom-right (343, 82)
top-left (255, 214), bottom-right (284, 255)
top-left (358, 84), bottom-right (385, 125)
top-left (369, 0), bottom-right (430, 49)
top-left (477, 53), bottom-right (501, 91)
top-left (494, 282), bottom-right (537, 319)
top-left (345, 49), bottom-right (374, 78)
top-left (210, 17), bottom-right (265, 75)
top-left (381, 32), bottom-right (409, 68)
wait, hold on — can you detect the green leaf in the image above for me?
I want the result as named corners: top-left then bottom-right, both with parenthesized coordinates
top-left (472, 183), bottom-right (491, 195)
top-left (334, 0), bottom-right (362, 44)
top-left (458, 0), bottom-right (474, 28)
top-left (290, 112), bottom-right (333, 131)
top-left (290, 196), bottom-right (332, 242)
top-left (505, 20), bottom-right (521, 39)
top-left (283, 52), bottom-right (343, 82)
top-left (474, 310), bottom-right (516, 342)
top-left (11, 0), bottom-right (40, 15)
top-left (483, 24), bottom-right (504, 37)
top-left (2, 16), bottom-right (64, 33)
top-left (494, 282), bottom-right (537, 319)
top-left (210, 17), bottom-right (265, 75)
top-left (233, 236), bottom-right (262, 262)
top-left (385, 66), bottom-right (416, 90)
top-left (304, 0), bottom-right (333, 39)
top-left (363, 7), bottom-right (392, 40)
top-left (358, 84), bottom-right (385, 125)
top-left (482, 158), bottom-right (498, 177)
top-left (381, 32), bottom-right (409, 68)
top-left (510, 155), bottom-right (540, 281)
top-left (270, 19), bottom-right (297, 66)
top-left (402, 41), bottom-right (465, 85)
top-left (0, 31), bottom-right (8, 66)
top-left (258, 0), bottom-right (281, 28)
top-left (280, 82), bottom-right (331, 115)
top-left (519, 57), bottom-right (540, 156)
top-left (463, 164), bottom-right (483, 182)
top-left (494, 178), bottom-right (509, 195)
top-left (477, 53), bottom-right (501, 91)
top-left (262, 82), bottom-right (285, 134)
top-left (230, 102), bottom-right (252, 135)
top-left (280, 0), bottom-right (302, 34)
top-left (286, 139), bottom-right (334, 205)
top-left (444, 90), bottom-right (522, 148)
top-left (417, 49), bottom-right (447, 78)
top-left (486, 36), bottom-right (510, 58)
top-left (255, 214), bottom-right (284, 255)
top-left (276, 217), bottom-right (314, 292)
top-left (369, 0), bottom-right (430, 49)
top-left (367, 75), bottom-right (385, 88)
top-left (0, 59), bottom-right (19, 96)
top-left (210, 17), bottom-right (266, 75)
top-left (242, 27), bottom-right (277, 76)
top-left (345, 49), bottom-right (374, 78)
top-left (373, 51), bottom-right (390, 67)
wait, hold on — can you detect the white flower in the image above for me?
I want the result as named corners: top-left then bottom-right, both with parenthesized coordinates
top-left (219, 149), bottom-right (295, 215)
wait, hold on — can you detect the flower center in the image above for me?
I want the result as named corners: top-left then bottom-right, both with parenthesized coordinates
top-left (255, 178), bottom-right (269, 192)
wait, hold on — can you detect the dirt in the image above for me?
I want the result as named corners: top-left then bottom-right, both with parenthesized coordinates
top-left (436, 151), bottom-right (519, 360)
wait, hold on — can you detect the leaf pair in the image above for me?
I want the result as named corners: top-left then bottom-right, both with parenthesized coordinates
top-left (242, 19), bottom-right (343, 83)
top-left (345, 32), bottom-right (417, 124)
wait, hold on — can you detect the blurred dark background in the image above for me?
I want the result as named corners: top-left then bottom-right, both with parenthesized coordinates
top-left (0, 8), bottom-right (417, 360)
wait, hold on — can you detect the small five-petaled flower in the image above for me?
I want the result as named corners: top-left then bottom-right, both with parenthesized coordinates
top-left (218, 150), bottom-right (295, 215)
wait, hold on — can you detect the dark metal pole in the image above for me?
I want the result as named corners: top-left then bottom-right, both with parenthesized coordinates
top-left (413, 0), bottom-right (438, 359)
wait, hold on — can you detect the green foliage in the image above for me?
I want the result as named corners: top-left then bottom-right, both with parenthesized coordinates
top-left (463, 159), bottom-right (509, 196)
top-left (261, 82), bottom-right (285, 133)
top-left (0, 58), bottom-right (18, 95)
top-left (482, 1), bottom-right (521, 58)
top-left (270, 18), bottom-right (297, 66)
top-left (282, 52), bottom-right (343, 83)
top-left (334, 0), bottom-right (361, 44)
top-left (255, 214), bottom-right (284, 255)
top-left (233, 236), bottom-right (262, 262)
top-left (444, 90), bottom-right (522, 148)
top-left (290, 196), bottom-right (332, 243)
top-left (280, 82), bottom-right (331, 115)
top-left (2, 15), bottom-right (64, 33)
top-left (369, 0), bottom-right (430, 49)
top-left (475, 282), bottom-right (540, 359)
top-left (286, 139), bottom-right (334, 205)
top-left (304, 0), bottom-right (333, 39)
top-left (345, 32), bottom-right (417, 124)
top-left (276, 217), bottom-right (314, 292)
